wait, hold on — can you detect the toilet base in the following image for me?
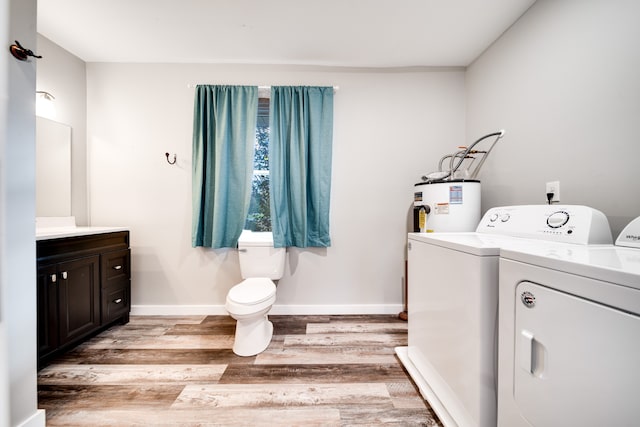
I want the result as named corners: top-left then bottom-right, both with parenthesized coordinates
top-left (232, 313), bottom-right (274, 357)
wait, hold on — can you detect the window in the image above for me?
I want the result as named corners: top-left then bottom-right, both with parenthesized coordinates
top-left (193, 85), bottom-right (333, 248)
top-left (244, 97), bottom-right (271, 231)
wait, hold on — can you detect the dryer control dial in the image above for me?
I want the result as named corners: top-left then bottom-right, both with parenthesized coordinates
top-left (547, 210), bottom-right (570, 228)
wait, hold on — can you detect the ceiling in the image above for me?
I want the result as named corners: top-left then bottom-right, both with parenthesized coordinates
top-left (37, 0), bottom-right (536, 67)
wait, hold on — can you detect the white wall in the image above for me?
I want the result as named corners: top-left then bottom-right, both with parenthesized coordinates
top-left (36, 35), bottom-right (88, 225)
top-left (55, 0), bottom-right (640, 317)
top-left (2, 0), bottom-right (45, 425)
top-left (86, 64), bottom-right (466, 313)
top-left (466, 0), bottom-right (640, 236)
top-left (0, 0), bottom-right (10, 422)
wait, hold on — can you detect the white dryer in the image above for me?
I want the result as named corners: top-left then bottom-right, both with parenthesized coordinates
top-left (497, 216), bottom-right (640, 427)
top-left (396, 205), bottom-right (613, 427)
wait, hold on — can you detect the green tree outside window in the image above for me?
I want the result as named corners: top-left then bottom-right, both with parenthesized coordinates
top-left (244, 100), bottom-right (271, 231)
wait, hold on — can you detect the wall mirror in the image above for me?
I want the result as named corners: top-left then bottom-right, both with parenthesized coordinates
top-left (36, 117), bottom-right (71, 217)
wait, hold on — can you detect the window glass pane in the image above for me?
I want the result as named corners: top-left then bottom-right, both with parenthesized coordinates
top-left (245, 97), bottom-right (271, 231)
top-left (245, 172), bottom-right (270, 232)
top-left (254, 125), bottom-right (269, 171)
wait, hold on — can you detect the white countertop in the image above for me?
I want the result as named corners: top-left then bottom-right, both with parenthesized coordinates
top-left (36, 226), bottom-right (129, 241)
top-left (35, 216), bottom-right (128, 241)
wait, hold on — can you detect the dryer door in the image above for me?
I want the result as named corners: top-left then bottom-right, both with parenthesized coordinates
top-left (513, 281), bottom-right (640, 426)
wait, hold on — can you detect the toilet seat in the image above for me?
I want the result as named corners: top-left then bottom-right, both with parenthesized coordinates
top-left (227, 278), bottom-right (276, 305)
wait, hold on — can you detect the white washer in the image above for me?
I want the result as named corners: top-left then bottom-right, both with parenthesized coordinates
top-left (396, 205), bottom-right (613, 427)
top-left (497, 217), bottom-right (640, 427)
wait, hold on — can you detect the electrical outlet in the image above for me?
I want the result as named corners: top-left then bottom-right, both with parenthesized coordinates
top-left (546, 181), bottom-right (560, 203)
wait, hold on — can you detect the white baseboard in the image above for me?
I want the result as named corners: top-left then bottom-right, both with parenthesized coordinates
top-left (130, 304), bottom-right (403, 316)
top-left (270, 304), bottom-right (403, 315)
top-left (18, 409), bottom-right (46, 427)
top-left (130, 305), bottom-right (228, 316)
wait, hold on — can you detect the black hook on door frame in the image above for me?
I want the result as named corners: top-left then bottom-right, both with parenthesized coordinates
top-left (9, 40), bottom-right (42, 61)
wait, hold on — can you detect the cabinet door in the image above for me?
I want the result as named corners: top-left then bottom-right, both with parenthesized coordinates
top-left (37, 264), bottom-right (59, 358)
top-left (57, 255), bottom-right (101, 345)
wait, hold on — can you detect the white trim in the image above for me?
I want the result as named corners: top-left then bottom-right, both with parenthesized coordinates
top-left (130, 304), bottom-right (403, 316)
top-left (17, 409), bottom-right (46, 427)
top-left (130, 305), bottom-right (227, 316)
top-left (270, 304), bottom-right (403, 315)
top-left (395, 347), bottom-right (455, 427)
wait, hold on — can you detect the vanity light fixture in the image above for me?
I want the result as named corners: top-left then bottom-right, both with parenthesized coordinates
top-left (36, 91), bottom-right (56, 119)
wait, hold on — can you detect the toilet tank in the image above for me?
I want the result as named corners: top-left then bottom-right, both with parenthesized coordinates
top-left (238, 231), bottom-right (286, 279)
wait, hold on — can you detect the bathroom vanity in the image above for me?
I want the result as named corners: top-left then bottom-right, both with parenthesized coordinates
top-left (36, 226), bottom-right (130, 368)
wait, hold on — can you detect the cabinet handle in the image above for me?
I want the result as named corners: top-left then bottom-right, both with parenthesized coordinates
top-left (61, 271), bottom-right (68, 280)
top-left (113, 265), bottom-right (123, 270)
top-left (50, 273), bottom-right (57, 283)
top-left (113, 298), bottom-right (123, 304)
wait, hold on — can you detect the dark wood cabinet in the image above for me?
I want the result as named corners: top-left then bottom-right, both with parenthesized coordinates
top-left (37, 231), bottom-right (130, 368)
top-left (100, 248), bottom-right (131, 324)
top-left (58, 255), bottom-right (101, 344)
top-left (37, 255), bottom-right (100, 359)
top-left (37, 263), bottom-right (59, 357)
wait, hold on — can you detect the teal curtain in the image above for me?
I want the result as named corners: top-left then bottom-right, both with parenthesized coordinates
top-left (269, 86), bottom-right (334, 248)
top-left (192, 85), bottom-right (258, 248)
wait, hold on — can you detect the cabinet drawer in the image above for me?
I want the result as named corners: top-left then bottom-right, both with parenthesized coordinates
top-left (101, 249), bottom-right (130, 287)
top-left (37, 231), bottom-right (129, 263)
top-left (102, 283), bottom-right (130, 323)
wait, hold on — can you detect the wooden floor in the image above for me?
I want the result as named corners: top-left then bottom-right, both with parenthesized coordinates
top-left (38, 315), bottom-right (442, 426)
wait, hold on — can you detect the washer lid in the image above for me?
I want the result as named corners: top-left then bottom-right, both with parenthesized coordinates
top-left (408, 232), bottom-right (505, 256)
top-left (228, 278), bottom-right (276, 305)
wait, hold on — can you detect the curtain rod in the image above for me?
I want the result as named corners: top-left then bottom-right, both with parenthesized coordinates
top-left (187, 84), bottom-right (339, 91)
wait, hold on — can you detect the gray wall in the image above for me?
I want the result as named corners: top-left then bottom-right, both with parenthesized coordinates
top-left (466, 0), bottom-right (640, 236)
top-left (3, 0), bottom-right (44, 425)
top-left (36, 35), bottom-right (88, 225)
top-left (35, 0), bottom-right (640, 319)
top-left (85, 64), bottom-right (466, 313)
top-left (0, 0), bottom-right (9, 423)
top-left (16, 1), bottom-right (639, 424)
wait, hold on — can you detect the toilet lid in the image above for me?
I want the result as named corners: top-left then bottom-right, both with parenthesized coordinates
top-left (228, 278), bottom-right (276, 305)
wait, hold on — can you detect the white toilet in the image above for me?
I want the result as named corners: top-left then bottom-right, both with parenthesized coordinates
top-left (225, 230), bottom-right (286, 356)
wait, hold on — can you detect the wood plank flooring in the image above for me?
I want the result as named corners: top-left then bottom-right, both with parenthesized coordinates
top-left (38, 315), bottom-right (442, 426)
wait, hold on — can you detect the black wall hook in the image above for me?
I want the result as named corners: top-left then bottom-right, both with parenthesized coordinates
top-left (10, 40), bottom-right (42, 61)
top-left (165, 152), bottom-right (177, 165)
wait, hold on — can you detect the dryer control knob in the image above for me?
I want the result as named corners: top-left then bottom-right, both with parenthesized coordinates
top-left (547, 211), bottom-right (570, 228)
